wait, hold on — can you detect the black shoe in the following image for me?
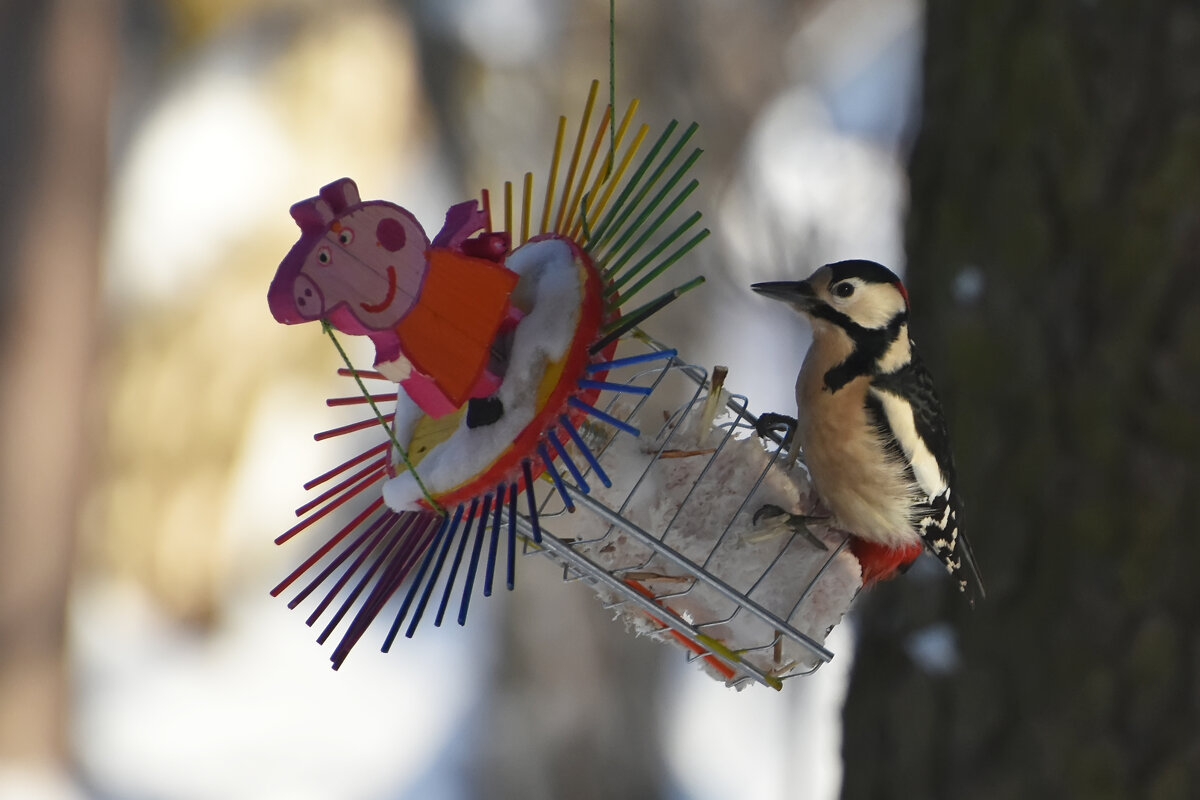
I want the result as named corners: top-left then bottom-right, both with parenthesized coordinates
top-left (466, 396), bottom-right (504, 428)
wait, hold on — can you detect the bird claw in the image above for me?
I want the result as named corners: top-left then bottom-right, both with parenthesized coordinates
top-left (754, 413), bottom-right (802, 468)
top-left (751, 504), bottom-right (829, 551)
top-left (753, 412), bottom-right (797, 439)
top-left (798, 526), bottom-right (830, 552)
top-left (752, 503), bottom-right (788, 525)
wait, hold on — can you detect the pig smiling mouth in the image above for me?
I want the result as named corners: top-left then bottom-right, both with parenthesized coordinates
top-left (359, 264), bottom-right (397, 314)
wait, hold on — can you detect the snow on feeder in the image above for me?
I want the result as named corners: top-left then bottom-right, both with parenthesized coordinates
top-left (267, 82), bottom-right (862, 687)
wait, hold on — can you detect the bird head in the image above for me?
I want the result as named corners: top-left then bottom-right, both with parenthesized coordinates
top-left (752, 259), bottom-right (909, 331)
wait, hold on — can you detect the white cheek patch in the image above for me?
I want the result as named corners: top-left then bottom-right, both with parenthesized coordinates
top-left (830, 285), bottom-right (906, 329)
top-left (872, 387), bottom-right (945, 499)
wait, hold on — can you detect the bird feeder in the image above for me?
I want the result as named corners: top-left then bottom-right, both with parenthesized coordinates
top-left (267, 82), bottom-right (862, 687)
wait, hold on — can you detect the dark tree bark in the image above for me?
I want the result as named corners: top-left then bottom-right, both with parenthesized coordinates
top-left (842, 3), bottom-right (1200, 799)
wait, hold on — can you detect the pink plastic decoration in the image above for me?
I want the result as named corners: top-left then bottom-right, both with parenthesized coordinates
top-left (268, 178), bottom-right (521, 417)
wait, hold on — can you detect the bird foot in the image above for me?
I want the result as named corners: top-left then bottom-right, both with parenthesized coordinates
top-left (753, 412), bottom-right (797, 439)
top-left (750, 504), bottom-right (829, 550)
top-left (754, 412), bottom-right (801, 467)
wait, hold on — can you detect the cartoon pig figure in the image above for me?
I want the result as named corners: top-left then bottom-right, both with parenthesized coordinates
top-left (269, 178), bottom-right (520, 420)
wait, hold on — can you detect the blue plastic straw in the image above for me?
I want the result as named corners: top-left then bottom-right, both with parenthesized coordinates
top-left (559, 415), bottom-right (612, 488)
top-left (483, 484), bottom-right (504, 597)
top-left (585, 348), bottom-right (676, 373)
top-left (547, 428), bottom-right (591, 494)
top-left (506, 483), bottom-right (518, 589)
top-left (567, 396), bottom-right (641, 436)
top-left (521, 460), bottom-right (543, 543)
top-left (457, 494), bottom-right (492, 626)
top-left (577, 378), bottom-right (652, 395)
top-left (404, 501), bottom-right (469, 639)
top-left (433, 498), bottom-right (479, 627)
top-left (537, 440), bottom-right (575, 511)
top-left (383, 512), bottom-right (451, 650)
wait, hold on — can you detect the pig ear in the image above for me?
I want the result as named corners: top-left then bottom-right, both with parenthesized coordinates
top-left (432, 199), bottom-right (487, 249)
top-left (289, 196), bottom-right (335, 233)
top-left (319, 177), bottom-right (361, 213)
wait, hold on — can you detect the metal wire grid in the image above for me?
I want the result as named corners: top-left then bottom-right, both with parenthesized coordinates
top-left (519, 338), bottom-right (852, 689)
top-left (279, 336), bottom-right (854, 683)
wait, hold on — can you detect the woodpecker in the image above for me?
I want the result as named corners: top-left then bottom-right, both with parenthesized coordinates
top-left (751, 259), bottom-right (984, 600)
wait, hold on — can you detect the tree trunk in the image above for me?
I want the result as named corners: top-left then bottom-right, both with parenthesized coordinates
top-left (842, 3), bottom-right (1200, 798)
top-left (0, 0), bottom-right (115, 766)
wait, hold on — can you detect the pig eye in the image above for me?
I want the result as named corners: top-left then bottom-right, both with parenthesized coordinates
top-left (317, 246), bottom-right (332, 265)
top-left (337, 228), bottom-right (354, 246)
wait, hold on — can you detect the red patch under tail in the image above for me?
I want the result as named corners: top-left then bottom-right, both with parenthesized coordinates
top-left (849, 539), bottom-right (924, 586)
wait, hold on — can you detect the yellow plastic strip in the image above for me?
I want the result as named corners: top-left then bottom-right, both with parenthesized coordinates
top-left (580, 122), bottom-right (649, 245)
top-left (503, 181), bottom-right (513, 238)
top-left (480, 188), bottom-right (492, 232)
top-left (554, 80), bottom-right (599, 234)
top-left (540, 116), bottom-right (566, 235)
top-left (521, 172), bottom-right (533, 244)
top-left (563, 104), bottom-right (611, 236)
top-left (571, 98), bottom-right (640, 241)
top-left (695, 632), bottom-right (784, 691)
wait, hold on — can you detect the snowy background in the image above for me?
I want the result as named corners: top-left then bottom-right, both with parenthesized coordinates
top-left (0, 0), bottom-right (923, 797)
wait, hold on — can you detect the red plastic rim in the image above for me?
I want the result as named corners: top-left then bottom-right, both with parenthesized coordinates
top-left (420, 234), bottom-right (618, 513)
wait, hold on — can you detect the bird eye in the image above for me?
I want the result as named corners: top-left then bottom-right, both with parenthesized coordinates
top-left (317, 247), bottom-right (332, 265)
top-left (833, 282), bottom-right (855, 298)
top-left (338, 228), bottom-right (354, 246)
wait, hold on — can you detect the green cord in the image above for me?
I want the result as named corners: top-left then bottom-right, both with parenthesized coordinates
top-left (609, 0), bottom-right (616, 161)
top-left (321, 320), bottom-right (445, 516)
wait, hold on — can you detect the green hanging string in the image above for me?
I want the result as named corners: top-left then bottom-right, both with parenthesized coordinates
top-left (321, 320), bottom-right (445, 516)
top-left (609, 0), bottom-right (617, 160)
top-left (582, 4), bottom-right (617, 254)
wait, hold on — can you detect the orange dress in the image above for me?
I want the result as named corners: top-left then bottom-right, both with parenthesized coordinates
top-left (395, 248), bottom-right (519, 412)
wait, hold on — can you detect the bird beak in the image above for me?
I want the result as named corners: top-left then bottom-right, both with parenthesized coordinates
top-left (751, 280), bottom-right (817, 309)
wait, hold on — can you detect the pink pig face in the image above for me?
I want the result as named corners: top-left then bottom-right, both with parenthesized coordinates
top-left (269, 178), bottom-right (429, 335)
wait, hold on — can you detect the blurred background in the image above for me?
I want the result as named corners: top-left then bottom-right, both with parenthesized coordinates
top-left (2, 0), bottom-right (1197, 798)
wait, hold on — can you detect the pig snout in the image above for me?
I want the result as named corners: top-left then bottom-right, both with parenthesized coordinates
top-left (290, 274), bottom-right (323, 318)
top-left (269, 273), bottom-right (324, 323)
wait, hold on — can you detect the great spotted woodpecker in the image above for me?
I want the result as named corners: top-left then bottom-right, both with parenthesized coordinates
top-left (752, 259), bottom-right (984, 600)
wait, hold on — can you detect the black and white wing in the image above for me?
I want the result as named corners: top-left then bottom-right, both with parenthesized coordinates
top-left (871, 347), bottom-right (986, 600)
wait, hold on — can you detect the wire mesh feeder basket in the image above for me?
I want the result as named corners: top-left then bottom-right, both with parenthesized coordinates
top-left (514, 337), bottom-right (862, 689)
top-left (274, 336), bottom-right (863, 689)
top-left (265, 81), bottom-right (862, 687)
